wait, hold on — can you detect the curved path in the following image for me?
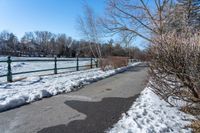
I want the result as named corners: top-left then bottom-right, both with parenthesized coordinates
top-left (0, 63), bottom-right (148, 133)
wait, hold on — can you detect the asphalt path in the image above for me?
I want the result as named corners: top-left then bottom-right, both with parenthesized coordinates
top-left (0, 63), bottom-right (148, 133)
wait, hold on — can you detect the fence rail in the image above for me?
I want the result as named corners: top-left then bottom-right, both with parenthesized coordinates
top-left (0, 56), bottom-right (98, 82)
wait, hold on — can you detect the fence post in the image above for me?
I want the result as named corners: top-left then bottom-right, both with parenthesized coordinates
top-left (54, 56), bottom-right (57, 74)
top-left (76, 57), bottom-right (79, 71)
top-left (90, 57), bottom-right (93, 69)
top-left (7, 56), bottom-right (12, 82)
top-left (96, 59), bottom-right (98, 68)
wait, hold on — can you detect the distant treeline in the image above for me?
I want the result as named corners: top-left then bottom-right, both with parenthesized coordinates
top-left (0, 31), bottom-right (146, 59)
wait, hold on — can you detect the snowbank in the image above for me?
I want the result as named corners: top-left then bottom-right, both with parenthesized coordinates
top-left (107, 87), bottom-right (196, 133)
top-left (0, 62), bottom-right (140, 112)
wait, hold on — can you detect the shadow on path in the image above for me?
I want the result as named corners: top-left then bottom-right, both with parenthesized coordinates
top-left (38, 95), bottom-right (139, 133)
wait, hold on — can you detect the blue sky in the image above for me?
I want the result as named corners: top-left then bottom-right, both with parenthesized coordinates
top-left (0, 0), bottom-right (105, 39)
top-left (0, 0), bottom-right (149, 49)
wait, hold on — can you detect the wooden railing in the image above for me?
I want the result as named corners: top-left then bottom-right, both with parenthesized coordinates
top-left (0, 56), bottom-right (98, 82)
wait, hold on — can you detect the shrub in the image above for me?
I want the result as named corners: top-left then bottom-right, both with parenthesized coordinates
top-left (99, 56), bottom-right (129, 70)
top-left (149, 29), bottom-right (200, 105)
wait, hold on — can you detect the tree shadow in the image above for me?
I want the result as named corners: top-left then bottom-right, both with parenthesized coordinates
top-left (38, 95), bottom-right (139, 133)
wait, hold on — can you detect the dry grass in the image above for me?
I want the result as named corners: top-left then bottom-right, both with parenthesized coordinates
top-left (181, 106), bottom-right (200, 133)
top-left (99, 56), bottom-right (129, 70)
top-left (181, 107), bottom-right (200, 116)
top-left (189, 120), bottom-right (200, 133)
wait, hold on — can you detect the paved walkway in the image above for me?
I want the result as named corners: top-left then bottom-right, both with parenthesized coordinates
top-left (0, 63), bottom-right (148, 133)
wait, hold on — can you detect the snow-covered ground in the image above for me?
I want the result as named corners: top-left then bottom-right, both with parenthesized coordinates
top-left (107, 87), bottom-right (196, 133)
top-left (0, 57), bottom-right (91, 82)
top-left (0, 62), bottom-right (140, 112)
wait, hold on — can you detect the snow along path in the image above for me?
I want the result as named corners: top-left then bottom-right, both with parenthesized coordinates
top-left (0, 62), bottom-right (147, 133)
top-left (107, 87), bottom-right (196, 133)
top-left (0, 62), bottom-right (140, 112)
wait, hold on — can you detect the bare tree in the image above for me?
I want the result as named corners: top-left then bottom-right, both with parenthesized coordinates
top-left (35, 31), bottom-right (53, 56)
top-left (77, 3), bottom-right (102, 58)
top-left (0, 31), bottom-right (19, 55)
top-left (102, 0), bottom-right (173, 43)
top-left (55, 34), bottom-right (67, 57)
top-left (119, 31), bottom-right (135, 57)
top-left (102, 0), bottom-right (200, 104)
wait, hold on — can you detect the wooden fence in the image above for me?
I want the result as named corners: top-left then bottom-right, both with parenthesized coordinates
top-left (0, 56), bottom-right (98, 82)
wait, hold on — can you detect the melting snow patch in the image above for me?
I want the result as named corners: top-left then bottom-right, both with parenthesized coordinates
top-left (0, 62), bottom-right (140, 112)
top-left (107, 87), bottom-right (196, 133)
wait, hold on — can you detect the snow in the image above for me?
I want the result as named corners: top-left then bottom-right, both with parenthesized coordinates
top-left (107, 87), bottom-right (196, 133)
top-left (0, 62), bottom-right (140, 112)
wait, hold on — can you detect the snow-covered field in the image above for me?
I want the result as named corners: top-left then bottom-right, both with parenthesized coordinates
top-left (107, 87), bottom-right (196, 133)
top-left (0, 62), bottom-right (140, 112)
top-left (0, 56), bottom-right (91, 82)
